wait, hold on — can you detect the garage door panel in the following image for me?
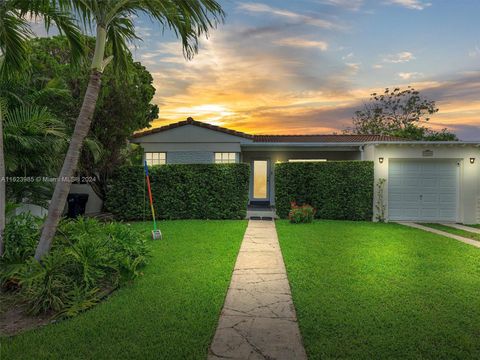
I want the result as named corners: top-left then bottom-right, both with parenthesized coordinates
top-left (439, 178), bottom-right (456, 187)
top-left (422, 194), bottom-right (438, 203)
top-left (388, 160), bottom-right (458, 222)
top-left (439, 194), bottom-right (456, 203)
top-left (420, 176), bottom-right (437, 185)
top-left (439, 210), bottom-right (457, 219)
top-left (405, 178), bottom-right (421, 187)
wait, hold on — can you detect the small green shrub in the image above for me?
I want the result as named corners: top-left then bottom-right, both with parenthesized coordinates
top-left (105, 164), bottom-right (250, 220)
top-left (0, 215), bottom-right (149, 317)
top-left (288, 203), bottom-right (315, 224)
top-left (275, 161), bottom-right (374, 220)
top-left (2, 212), bottom-right (41, 263)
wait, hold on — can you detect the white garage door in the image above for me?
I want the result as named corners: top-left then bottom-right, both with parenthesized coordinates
top-left (388, 160), bottom-right (459, 222)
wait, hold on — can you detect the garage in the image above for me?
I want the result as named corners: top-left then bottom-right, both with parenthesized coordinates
top-left (388, 159), bottom-right (459, 222)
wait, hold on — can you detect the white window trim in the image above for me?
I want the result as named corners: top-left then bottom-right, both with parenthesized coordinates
top-left (145, 152), bottom-right (167, 166)
top-left (215, 152), bottom-right (237, 164)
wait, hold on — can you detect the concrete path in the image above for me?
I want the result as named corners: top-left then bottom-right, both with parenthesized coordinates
top-left (440, 223), bottom-right (480, 235)
top-left (399, 222), bottom-right (480, 248)
top-left (208, 220), bottom-right (307, 360)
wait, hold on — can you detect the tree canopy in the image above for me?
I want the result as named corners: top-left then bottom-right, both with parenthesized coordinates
top-left (348, 87), bottom-right (457, 141)
top-left (26, 35), bottom-right (158, 199)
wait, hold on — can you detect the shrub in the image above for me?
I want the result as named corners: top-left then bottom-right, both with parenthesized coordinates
top-left (105, 164), bottom-right (250, 220)
top-left (2, 212), bottom-right (41, 263)
top-left (288, 203), bottom-right (315, 224)
top-left (275, 161), bottom-right (374, 220)
top-left (0, 215), bottom-right (149, 317)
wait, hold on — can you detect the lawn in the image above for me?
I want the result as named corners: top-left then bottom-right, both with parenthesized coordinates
top-left (277, 220), bottom-right (480, 359)
top-left (423, 223), bottom-right (480, 241)
top-left (2, 220), bottom-right (247, 360)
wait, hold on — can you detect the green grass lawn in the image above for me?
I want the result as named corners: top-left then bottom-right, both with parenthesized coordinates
top-left (2, 220), bottom-right (247, 360)
top-left (422, 223), bottom-right (480, 241)
top-left (277, 220), bottom-right (480, 359)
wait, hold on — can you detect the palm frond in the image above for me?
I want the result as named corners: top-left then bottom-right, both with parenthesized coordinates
top-left (3, 105), bottom-right (67, 173)
top-left (83, 136), bottom-right (103, 164)
top-left (106, 16), bottom-right (139, 74)
top-left (0, 4), bottom-right (32, 79)
top-left (141, 0), bottom-right (225, 60)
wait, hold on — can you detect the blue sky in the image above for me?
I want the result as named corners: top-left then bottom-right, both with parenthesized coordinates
top-left (131, 1), bottom-right (479, 139)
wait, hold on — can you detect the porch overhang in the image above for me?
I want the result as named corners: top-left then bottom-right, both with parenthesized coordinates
top-left (240, 143), bottom-right (363, 152)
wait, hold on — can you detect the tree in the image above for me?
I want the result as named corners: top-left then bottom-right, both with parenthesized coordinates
top-left (34, 0), bottom-right (225, 260)
top-left (348, 87), bottom-right (457, 141)
top-left (1, 1), bottom-right (225, 258)
top-left (26, 36), bottom-right (158, 202)
top-left (0, 0), bottom-right (83, 256)
top-left (0, 82), bottom-right (67, 255)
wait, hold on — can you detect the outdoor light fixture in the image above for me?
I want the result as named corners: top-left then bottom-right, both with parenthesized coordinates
top-left (379, 157), bottom-right (384, 164)
top-left (471, 158), bottom-right (476, 164)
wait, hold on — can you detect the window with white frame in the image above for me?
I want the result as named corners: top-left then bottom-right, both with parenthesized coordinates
top-left (145, 152), bottom-right (166, 166)
top-left (215, 152), bottom-right (237, 164)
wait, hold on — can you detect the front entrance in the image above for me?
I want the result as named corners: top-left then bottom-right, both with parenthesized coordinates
top-left (250, 160), bottom-right (270, 205)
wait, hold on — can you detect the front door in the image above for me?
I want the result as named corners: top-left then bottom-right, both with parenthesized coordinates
top-left (251, 160), bottom-right (270, 204)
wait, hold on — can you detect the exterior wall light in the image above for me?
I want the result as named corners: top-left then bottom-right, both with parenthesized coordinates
top-left (470, 158), bottom-right (476, 164)
top-left (379, 157), bottom-right (384, 164)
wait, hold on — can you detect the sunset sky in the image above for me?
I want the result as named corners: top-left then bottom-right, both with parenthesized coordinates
top-left (129, 0), bottom-right (480, 140)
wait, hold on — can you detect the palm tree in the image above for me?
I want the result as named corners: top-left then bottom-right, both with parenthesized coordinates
top-left (0, 0), bottom-right (83, 256)
top-left (34, 0), bottom-right (225, 259)
top-left (0, 0), bottom-right (224, 260)
top-left (0, 99), bottom-right (5, 255)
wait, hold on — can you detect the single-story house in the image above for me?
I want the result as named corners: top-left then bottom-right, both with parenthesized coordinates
top-left (131, 117), bottom-right (480, 224)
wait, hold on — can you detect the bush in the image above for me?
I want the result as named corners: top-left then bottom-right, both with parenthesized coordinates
top-left (0, 216), bottom-right (148, 317)
top-left (275, 161), bottom-right (374, 220)
top-left (105, 164), bottom-right (250, 220)
top-left (289, 203), bottom-right (315, 224)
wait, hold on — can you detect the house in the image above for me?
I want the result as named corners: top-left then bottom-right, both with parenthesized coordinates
top-left (131, 117), bottom-right (480, 224)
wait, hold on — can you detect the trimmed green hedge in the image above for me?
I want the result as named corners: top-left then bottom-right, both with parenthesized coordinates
top-left (105, 164), bottom-right (250, 220)
top-left (275, 161), bottom-right (374, 220)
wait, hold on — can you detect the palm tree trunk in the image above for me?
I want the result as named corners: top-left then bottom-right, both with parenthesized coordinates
top-left (34, 70), bottom-right (102, 260)
top-left (34, 25), bottom-right (107, 261)
top-left (0, 111), bottom-right (5, 256)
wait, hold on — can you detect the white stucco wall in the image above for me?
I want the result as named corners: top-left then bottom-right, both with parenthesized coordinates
top-left (364, 144), bottom-right (480, 224)
top-left (70, 184), bottom-right (103, 215)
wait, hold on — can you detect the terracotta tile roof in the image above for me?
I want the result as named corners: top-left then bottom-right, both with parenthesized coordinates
top-left (132, 118), bottom-right (406, 143)
top-left (252, 134), bottom-right (406, 142)
top-left (131, 117), bottom-right (253, 139)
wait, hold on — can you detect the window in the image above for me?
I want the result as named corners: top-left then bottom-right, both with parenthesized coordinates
top-left (215, 152), bottom-right (237, 164)
top-left (145, 152), bottom-right (166, 166)
top-left (288, 159), bottom-right (327, 163)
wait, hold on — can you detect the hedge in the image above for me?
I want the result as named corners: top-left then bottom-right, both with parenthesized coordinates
top-left (105, 164), bottom-right (250, 220)
top-left (275, 161), bottom-right (374, 220)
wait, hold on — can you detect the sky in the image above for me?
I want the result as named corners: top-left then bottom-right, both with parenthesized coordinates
top-left (37, 1), bottom-right (479, 140)
top-left (130, 0), bottom-right (480, 140)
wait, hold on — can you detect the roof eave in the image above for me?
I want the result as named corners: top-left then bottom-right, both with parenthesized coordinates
top-left (370, 141), bottom-right (480, 146)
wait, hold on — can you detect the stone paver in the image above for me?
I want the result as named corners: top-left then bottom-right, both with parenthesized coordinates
top-left (399, 222), bottom-right (480, 248)
top-left (208, 220), bottom-right (307, 360)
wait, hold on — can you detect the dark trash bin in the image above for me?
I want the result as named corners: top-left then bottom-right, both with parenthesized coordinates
top-left (67, 193), bottom-right (89, 218)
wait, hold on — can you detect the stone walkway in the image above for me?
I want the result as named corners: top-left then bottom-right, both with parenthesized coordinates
top-left (399, 222), bottom-right (480, 248)
top-left (208, 220), bottom-right (307, 360)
